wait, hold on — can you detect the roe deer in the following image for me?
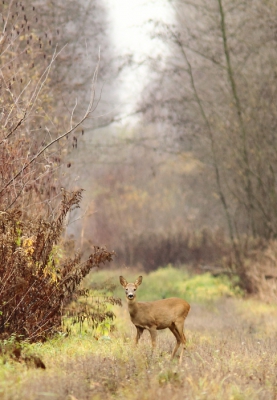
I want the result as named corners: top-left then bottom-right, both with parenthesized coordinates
top-left (119, 275), bottom-right (190, 363)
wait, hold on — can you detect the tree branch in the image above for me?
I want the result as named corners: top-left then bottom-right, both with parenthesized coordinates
top-left (0, 55), bottom-right (100, 199)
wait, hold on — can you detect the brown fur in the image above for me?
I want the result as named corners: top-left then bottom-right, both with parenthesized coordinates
top-left (119, 275), bottom-right (190, 363)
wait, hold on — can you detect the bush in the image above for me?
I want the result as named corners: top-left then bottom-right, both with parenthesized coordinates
top-left (240, 240), bottom-right (277, 300)
top-left (0, 189), bottom-right (114, 342)
top-left (139, 266), bottom-right (242, 303)
top-left (176, 272), bottom-right (243, 302)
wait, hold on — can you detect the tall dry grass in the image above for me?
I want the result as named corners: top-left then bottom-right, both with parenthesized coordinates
top-left (1, 295), bottom-right (277, 400)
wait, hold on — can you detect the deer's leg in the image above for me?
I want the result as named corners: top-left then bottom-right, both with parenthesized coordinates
top-left (135, 326), bottom-right (144, 344)
top-left (169, 324), bottom-right (181, 360)
top-left (149, 328), bottom-right (157, 348)
top-left (175, 319), bottom-right (186, 364)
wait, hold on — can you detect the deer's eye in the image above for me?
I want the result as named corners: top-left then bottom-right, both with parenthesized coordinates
top-left (134, 288), bottom-right (136, 291)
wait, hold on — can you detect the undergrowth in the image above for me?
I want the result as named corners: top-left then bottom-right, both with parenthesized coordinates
top-left (0, 189), bottom-right (114, 343)
top-left (0, 294), bottom-right (277, 400)
top-left (1, 267), bottom-right (277, 399)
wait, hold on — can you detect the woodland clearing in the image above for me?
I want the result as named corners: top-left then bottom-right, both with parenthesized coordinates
top-left (1, 267), bottom-right (277, 400)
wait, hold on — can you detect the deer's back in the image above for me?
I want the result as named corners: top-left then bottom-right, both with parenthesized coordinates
top-left (130, 298), bottom-right (190, 329)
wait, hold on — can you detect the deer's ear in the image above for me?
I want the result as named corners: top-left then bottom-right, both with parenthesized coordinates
top-left (135, 276), bottom-right (143, 287)
top-left (119, 276), bottom-right (128, 287)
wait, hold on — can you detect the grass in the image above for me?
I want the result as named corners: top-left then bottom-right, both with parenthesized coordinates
top-left (87, 264), bottom-right (242, 302)
top-left (1, 266), bottom-right (277, 400)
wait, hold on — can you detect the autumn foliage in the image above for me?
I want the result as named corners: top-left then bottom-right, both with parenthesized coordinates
top-left (0, 189), bottom-right (114, 342)
top-left (0, 1), bottom-right (116, 343)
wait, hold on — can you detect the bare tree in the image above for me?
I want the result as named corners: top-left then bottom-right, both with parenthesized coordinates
top-left (0, 1), bottom-right (101, 214)
top-left (138, 0), bottom-right (277, 243)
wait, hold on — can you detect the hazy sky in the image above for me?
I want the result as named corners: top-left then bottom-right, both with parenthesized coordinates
top-left (107, 0), bottom-right (171, 56)
top-left (105, 0), bottom-right (174, 117)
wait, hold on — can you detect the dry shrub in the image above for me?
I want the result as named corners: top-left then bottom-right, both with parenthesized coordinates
top-left (0, 189), bottom-right (114, 342)
top-left (241, 240), bottom-right (277, 300)
top-left (116, 228), bottom-right (233, 272)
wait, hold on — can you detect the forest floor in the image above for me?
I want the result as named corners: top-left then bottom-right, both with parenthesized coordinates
top-left (1, 270), bottom-right (277, 400)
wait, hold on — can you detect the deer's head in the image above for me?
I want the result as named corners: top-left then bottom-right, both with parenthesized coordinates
top-left (119, 276), bottom-right (142, 301)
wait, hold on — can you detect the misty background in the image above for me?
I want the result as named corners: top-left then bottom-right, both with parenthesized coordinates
top-left (62, 0), bottom-right (277, 271)
top-left (58, 0), bottom-right (275, 271)
top-left (3, 0), bottom-right (277, 277)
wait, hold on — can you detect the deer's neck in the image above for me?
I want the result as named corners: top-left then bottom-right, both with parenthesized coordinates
top-left (127, 299), bottom-right (139, 318)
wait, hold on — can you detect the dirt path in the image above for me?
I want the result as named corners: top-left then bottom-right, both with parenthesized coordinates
top-left (186, 297), bottom-right (277, 337)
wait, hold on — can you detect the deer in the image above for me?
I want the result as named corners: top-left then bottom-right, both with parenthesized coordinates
top-left (119, 275), bottom-right (190, 363)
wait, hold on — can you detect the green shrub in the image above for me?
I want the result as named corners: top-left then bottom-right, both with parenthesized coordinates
top-left (139, 266), bottom-right (242, 303)
top-left (176, 272), bottom-right (243, 302)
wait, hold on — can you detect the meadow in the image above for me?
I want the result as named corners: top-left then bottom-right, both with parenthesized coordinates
top-left (0, 266), bottom-right (277, 400)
